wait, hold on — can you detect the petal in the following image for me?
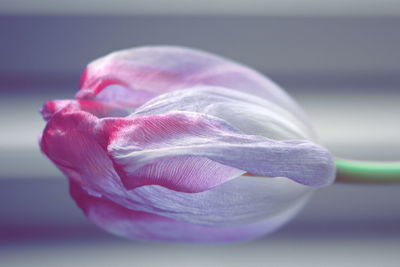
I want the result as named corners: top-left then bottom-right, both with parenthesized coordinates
top-left (91, 84), bottom-right (158, 109)
top-left (77, 46), bottom-right (306, 118)
top-left (70, 178), bottom-right (309, 242)
top-left (40, 99), bottom-right (128, 121)
top-left (116, 155), bottom-right (245, 193)
top-left (109, 111), bottom-right (335, 192)
top-left (121, 175), bottom-right (313, 226)
top-left (40, 99), bottom-right (73, 121)
top-left (134, 86), bottom-right (314, 140)
top-left (40, 105), bottom-right (315, 228)
top-left (40, 109), bottom-right (123, 195)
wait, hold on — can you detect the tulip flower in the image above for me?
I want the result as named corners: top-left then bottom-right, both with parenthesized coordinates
top-left (39, 46), bottom-right (335, 242)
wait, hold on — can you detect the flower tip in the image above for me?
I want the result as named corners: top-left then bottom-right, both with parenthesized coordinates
top-left (40, 100), bottom-right (71, 121)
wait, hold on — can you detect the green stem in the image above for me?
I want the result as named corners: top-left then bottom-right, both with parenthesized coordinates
top-left (335, 158), bottom-right (400, 183)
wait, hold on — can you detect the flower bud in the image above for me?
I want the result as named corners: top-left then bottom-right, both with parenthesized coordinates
top-left (40, 46), bottom-right (335, 242)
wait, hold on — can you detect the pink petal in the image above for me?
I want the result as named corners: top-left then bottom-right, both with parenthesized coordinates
top-left (39, 107), bottom-right (316, 228)
top-left (40, 109), bottom-right (121, 193)
top-left (40, 99), bottom-right (128, 121)
top-left (117, 156), bottom-right (245, 193)
top-left (134, 86), bottom-right (314, 140)
top-left (109, 111), bottom-right (335, 192)
top-left (41, 105), bottom-right (244, 195)
top-left (77, 46), bottom-right (306, 118)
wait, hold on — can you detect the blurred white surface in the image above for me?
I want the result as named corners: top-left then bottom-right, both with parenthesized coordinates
top-left (2, 237), bottom-right (400, 267)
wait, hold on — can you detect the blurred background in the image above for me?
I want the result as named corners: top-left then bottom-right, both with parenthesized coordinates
top-left (0, 1), bottom-right (399, 266)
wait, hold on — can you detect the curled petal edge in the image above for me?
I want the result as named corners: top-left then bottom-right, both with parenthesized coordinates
top-left (109, 111), bottom-right (335, 192)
